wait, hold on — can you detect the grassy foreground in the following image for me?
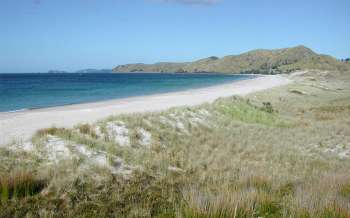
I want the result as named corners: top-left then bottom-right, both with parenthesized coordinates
top-left (0, 70), bottom-right (350, 217)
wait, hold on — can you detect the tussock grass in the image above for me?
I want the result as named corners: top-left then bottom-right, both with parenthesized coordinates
top-left (36, 127), bottom-right (71, 137)
top-left (0, 171), bottom-right (46, 202)
top-left (76, 123), bottom-right (98, 138)
top-left (339, 182), bottom-right (350, 199)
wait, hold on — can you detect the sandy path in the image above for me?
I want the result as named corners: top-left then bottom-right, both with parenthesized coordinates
top-left (0, 75), bottom-right (290, 145)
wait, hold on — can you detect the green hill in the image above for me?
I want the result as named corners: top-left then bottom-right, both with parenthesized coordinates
top-left (113, 46), bottom-right (349, 74)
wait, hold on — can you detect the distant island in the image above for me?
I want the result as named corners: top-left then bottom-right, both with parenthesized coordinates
top-left (47, 69), bottom-right (111, 74)
top-left (74, 69), bottom-right (112, 74)
top-left (113, 45), bottom-right (349, 74)
top-left (47, 70), bottom-right (69, 74)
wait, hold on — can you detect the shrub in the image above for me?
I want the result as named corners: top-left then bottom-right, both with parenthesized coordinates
top-left (262, 102), bottom-right (274, 113)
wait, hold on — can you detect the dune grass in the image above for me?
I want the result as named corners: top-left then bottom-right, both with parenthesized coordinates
top-left (0, 171), bottom-right (46, 202)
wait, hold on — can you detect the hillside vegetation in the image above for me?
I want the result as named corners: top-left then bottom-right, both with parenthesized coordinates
top-left (1, 70), bottom-right (350, 217)
top-left (113, 46), bottom-right (349, 74)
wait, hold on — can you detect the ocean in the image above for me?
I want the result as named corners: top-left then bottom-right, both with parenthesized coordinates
top-left (0, 72), bottom-right (254, 112)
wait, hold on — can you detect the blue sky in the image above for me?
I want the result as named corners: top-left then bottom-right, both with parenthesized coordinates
top-left (0, 0), bottom-right (349, 73)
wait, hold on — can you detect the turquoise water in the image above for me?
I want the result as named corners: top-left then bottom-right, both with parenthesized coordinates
top-left (0, 72), bottom-right (254, 112)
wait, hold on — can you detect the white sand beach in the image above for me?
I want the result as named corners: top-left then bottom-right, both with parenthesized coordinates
top-left (0, 75), bottom-right (291, 145)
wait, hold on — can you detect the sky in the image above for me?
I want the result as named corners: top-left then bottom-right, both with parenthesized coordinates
top-left (0, 0), bottom-right (349, 73)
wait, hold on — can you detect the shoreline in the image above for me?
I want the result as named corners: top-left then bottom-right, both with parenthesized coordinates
top-left (0, 74), bottom-right (256, 114)
top-left (0, 75), bottom-right (291, 145)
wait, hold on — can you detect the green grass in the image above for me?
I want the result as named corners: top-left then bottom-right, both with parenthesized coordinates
top-left (214, 97), bottom-right (289, 127)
